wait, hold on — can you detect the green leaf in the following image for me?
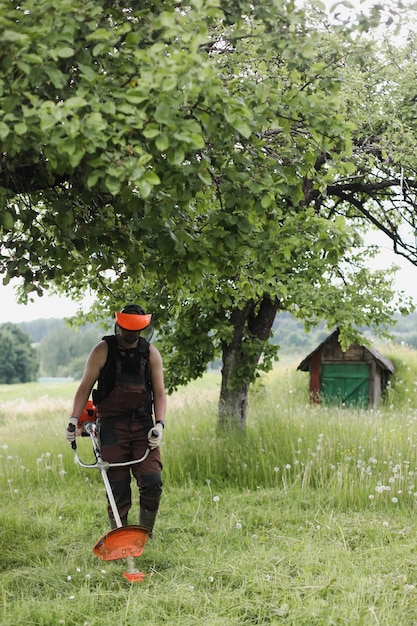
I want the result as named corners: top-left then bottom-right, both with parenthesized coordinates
top-left (104, 176), bottom-right (122, 195)
top-left (154, 102), bottom-right (174, 126)
top-left (158, 11), bottom-right (176, 28)
top-left (64, 96), bottom-right (88, 110)
top-left (125, 89), bottom-right (149, 105)
top-left (155, 134), bottom-right (170, 151)
top-left (197, 169), bottom-right (212, 185)
top-left (143, 125), bottom-right (160, 139)
top-left (43, 65), bottom-right (65, 88)
top-left (69, 148), bottom-right (85, 168)
top-left (0, 29), bottom-right (29, 44)
top-left (1, 211), bottom-right (15, 230)
top-left (59, 137), bottom-right (77, 155)
top-left (0, 123), bottom-right (10, 140)
top-left (86, 170), bottom-right (102, 188)
top-left (77, 63), bottom-right (98, 81)
top-left (56, 46), bottom-right (74, 59)
top-left (142, 171), bottom-right (161, 186)
top-left (167, 146), bottom-right (185, 166)
top-left (161, 75), bottom-right (178, 92)
top-left (232, 119), bottom-right (251, 139)
top-left (87, 28), bottom-right (114, 41)
top-left (137, 179), bottom-right (153, 198)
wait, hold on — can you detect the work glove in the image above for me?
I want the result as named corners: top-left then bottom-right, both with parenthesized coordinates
top-left (65, 416), bottom-right (79, 445)
top-left (147, 422), bottom-right (163, 449)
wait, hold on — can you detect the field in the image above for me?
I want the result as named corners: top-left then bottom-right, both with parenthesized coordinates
top-left (2, 345), bottom-right (417, 625)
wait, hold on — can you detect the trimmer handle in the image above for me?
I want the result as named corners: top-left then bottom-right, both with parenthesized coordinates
top-left (67, 422), bottom-right (77, 450)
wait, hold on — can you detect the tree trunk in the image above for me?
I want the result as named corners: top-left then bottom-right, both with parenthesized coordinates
top-left (218, 296), bottom-right (280, 430)
top-left (219, 348), bottom-right (250, 430)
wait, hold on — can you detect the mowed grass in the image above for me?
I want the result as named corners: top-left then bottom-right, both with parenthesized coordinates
top-left (2, 345), bottom-right (417, 624)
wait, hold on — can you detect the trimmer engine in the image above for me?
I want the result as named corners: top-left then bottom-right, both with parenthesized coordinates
top-left (77, 399), bottom-right (97, 435)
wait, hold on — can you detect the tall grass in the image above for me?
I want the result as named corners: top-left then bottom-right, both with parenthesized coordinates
top-left (164, 346), bottom-right (417, 511)
top-left (2, 344), bottom-right (417, 624)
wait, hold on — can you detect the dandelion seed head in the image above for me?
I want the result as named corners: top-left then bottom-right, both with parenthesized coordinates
top-left (213, 495), bottom-right (220, 502)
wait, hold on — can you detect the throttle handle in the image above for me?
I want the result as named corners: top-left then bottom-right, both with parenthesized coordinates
top-left (67, 422), bottom-right (77, 450)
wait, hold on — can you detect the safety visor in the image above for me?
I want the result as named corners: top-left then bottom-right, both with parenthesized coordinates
top-left (115, 311), bottom-right (152, 331)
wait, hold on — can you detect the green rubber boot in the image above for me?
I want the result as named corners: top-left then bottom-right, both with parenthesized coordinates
top-left (139, 507), bottom-right (158, 538)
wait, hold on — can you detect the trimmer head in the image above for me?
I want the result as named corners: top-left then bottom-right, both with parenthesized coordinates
top-left (123, 571), bottom-right (147, 583)
top-left (93, 525), bottom-right (150, 561)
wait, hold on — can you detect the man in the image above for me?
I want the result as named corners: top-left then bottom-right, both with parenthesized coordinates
top-left (65, 304), bottom-right (167, 536)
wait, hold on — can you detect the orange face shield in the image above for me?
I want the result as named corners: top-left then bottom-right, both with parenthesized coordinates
top-left (115, 311), bottom-right (152, 331)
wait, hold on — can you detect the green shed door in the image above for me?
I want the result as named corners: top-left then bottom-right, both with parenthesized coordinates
top-left (320, 363), bottom-right (369, 407)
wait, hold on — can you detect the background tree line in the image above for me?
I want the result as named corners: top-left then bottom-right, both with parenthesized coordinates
top-left (0, 319), bottom-right (107, 383)
top-left (1, 311), bottom-right (417, 385)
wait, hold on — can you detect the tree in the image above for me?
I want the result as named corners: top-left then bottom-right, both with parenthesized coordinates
top-left (0, 1), bottom-right (416, 425)
top-left (0, 324), bottom-right (39, 384)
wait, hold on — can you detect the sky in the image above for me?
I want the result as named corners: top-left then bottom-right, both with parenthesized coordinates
top-left (0, 230), bottom-right (416, 325)
top-left (366, 231), bottom-right (417, 302)
top-left (0, 283), bottom-right (95, 324)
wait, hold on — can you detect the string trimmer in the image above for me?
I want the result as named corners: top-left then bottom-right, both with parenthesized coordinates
top-left (68, 401), bottom-right (154, 583)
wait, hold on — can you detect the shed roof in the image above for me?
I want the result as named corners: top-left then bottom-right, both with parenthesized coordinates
top-left (297, 329), bottom-right (395, 373)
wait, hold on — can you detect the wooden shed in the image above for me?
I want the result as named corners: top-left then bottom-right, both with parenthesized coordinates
top-left (297, 328), bottom-right (395, 408)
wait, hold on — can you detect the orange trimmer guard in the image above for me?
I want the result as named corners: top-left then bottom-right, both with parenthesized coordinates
top-left (93, 525), bottom-right (150, 561)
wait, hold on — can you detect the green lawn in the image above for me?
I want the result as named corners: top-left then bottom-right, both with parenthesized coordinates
top-left (2, 353), bottom-right (417, 625)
